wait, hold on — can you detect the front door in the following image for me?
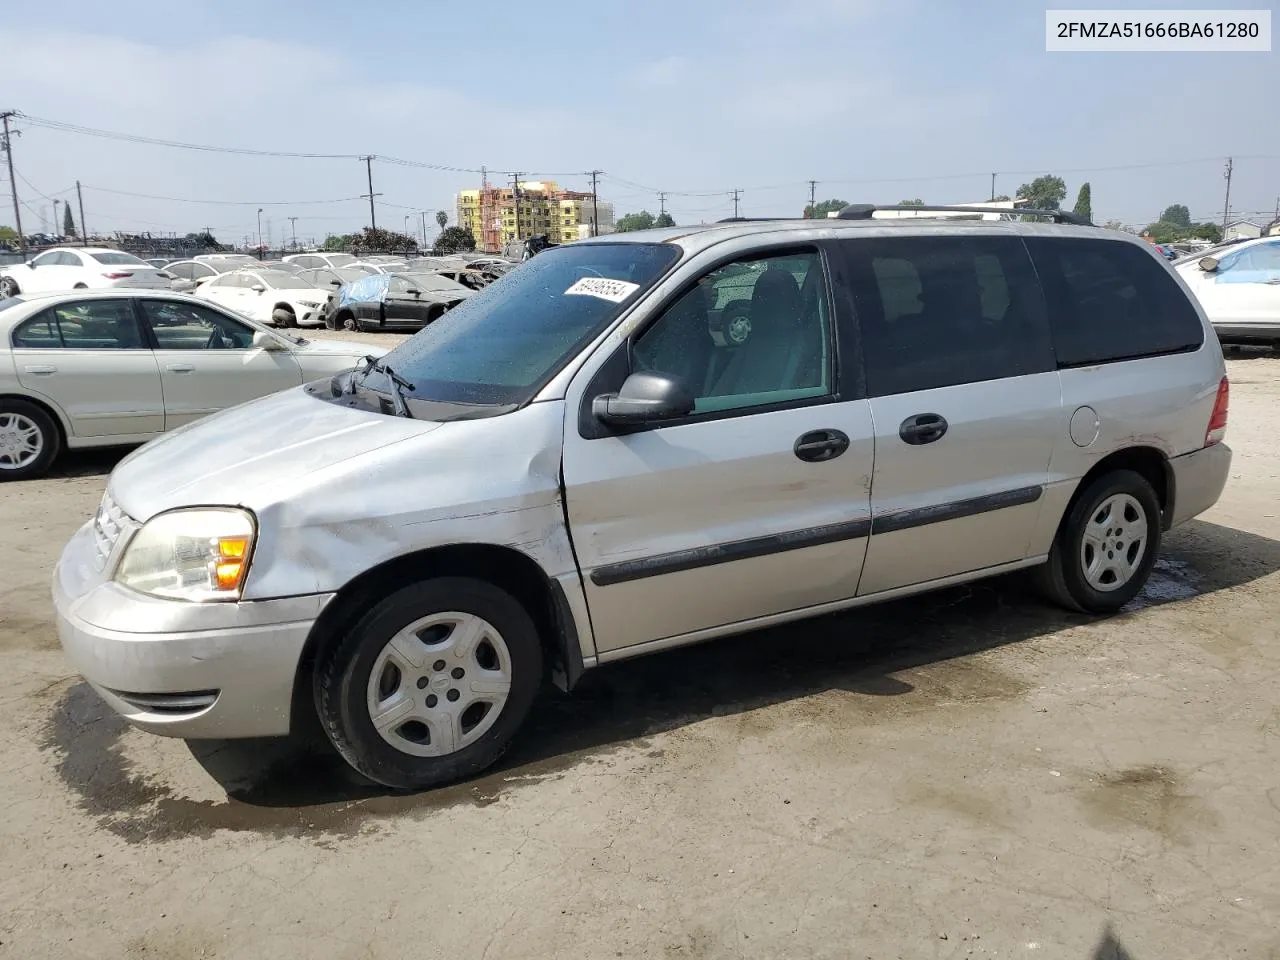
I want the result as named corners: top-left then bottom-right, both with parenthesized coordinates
top-left (836, 235), bottom-right (1062, 596)
top-left (23, 251), bottom-right (76, 293)
top-left (562, 246), bottom-right (875, 653)
top-left (136, 299), bottom-right (302, 428)
top-left (11, 298), bottom-right (164, 437)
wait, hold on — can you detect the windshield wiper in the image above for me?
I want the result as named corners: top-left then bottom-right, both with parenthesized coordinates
top-left (354, 355), bottom-right (415, 418)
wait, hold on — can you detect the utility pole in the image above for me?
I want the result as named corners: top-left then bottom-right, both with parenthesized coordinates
top-left (658, 192), bottom-right (667, 218)
top-left (76, 180), bottom-right (87, 245)
top-left (807, 180), bottom-right (816, 217)
top-left (511, 172), bottom-right (523, 241)
top-left (256, 208), bottom-right (264, 259)
top-left (420, 210), bottom-right (428, 249)
top-left (362, 155), bottom-right (380, 231)
top-left (1221, 157), bottom-right (1233, 233)
top-left (589, 169), bottom-right (601, 238)
top-left (990, 172), bottom-right (997, 201)
top-left (288, 216), bottom-right (298, 250)
top-left (0, 111), bottom-right (24, 256)
top-left (731, 188), bottom-right (741, 219)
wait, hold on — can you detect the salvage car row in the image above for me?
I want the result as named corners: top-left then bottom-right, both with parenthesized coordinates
top-left (1, 248), bottom-right (514, 332)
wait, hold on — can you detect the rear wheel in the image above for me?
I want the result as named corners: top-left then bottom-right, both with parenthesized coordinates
top-left (314, 577), bottom-right (542, 790)
top-left (272, 306), bottom-right (296, 328)
top-left (0, 277), bottom-right (20, 298)
top-left (0, 399), bottom-right (60, 481)
top-left (341, 312), bottom-right (360, 332)
top-left (73, 283), bottom-right (87, 289)
top-left (1036, 469), bottom-right (1161, 613)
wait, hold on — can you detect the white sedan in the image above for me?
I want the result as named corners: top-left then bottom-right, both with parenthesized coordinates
top-left (1176, 235), bottom-right (1280, 345)
top-left (195, 268), bottom-right (335, 328)
top-left (0, 248), bottom-right (171, 298)
top-left (0, 289), bottom-right (386, 480)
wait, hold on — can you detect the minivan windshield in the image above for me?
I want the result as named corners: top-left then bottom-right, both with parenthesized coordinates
top-left (367, 242), bottom-right (678, 406)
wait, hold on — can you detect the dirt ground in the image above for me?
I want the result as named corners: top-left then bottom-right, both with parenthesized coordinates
top-left (1, 346), bottom-right (1278, 960)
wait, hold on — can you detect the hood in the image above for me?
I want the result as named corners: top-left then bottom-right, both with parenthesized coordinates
top-left (291, 336), bottom-right (388, 359)
top-left (109, 387), bottom-right (439, 520)
top-left (276, 286), bottom-right (333, 302)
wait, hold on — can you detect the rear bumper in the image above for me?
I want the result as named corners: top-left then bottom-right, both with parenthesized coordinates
top-left (1168, 442), bottom-right (1232, 528)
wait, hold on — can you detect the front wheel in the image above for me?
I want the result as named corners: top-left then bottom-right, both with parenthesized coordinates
top-left (1036, 469), bottom-right (1162, 613)
top-left (341, 313), bottom-right (360, 332)
top-left (0, 277), bottom-right (20, 298)
top-left (272, 307), bottom-right (296, 328)
top-left (314, 577), bottom-right (543, 790)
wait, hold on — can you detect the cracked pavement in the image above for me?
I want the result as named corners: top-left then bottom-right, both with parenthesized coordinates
top-left (1, 347), bottom-right (1278, 959)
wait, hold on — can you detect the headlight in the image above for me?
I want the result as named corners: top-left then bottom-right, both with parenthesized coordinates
top-left (115, 508), bottom-right (256, 602)
top-left (297, 299), bottom-right (321, 308)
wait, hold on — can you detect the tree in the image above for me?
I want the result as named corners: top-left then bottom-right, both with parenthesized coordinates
top-left (898, 198), bottom-right (924, 206)
top-left (435, 210), bottom-right (448, 230)
top-left (1072, 182), bottom-right (1092, 222)
top-left (433, 226), bottom-right (476, 255)
top-left (1159, 204), bottom-right (1191, 228)
top-left (804, 198), bottom-right (847, 219)
top-left (0, 225), bottom-right (17, 244)
top-left (992, 194), bottom-right (1012, 202)
top-left (322, 233), bottom-right (357, 252)
top-left (1015, 174), bottom-right (1067, 210)
top-left (63, 203), bottom-right (77, 237)
top-left (654, 212), bottom-right (675, 228)
top-left (1142, 218), bottom-right (1221, 244)
top-left (616, 211), bottom-right (656, 232)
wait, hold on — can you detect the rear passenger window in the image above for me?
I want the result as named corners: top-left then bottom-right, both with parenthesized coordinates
top-left (846, 236), bottom-right (1054, 397)
top-left (1026, 237), bottom-right (1203, 366)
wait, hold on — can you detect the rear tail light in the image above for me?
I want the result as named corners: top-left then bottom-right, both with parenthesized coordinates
top-left (1205, 376), bottom-right (1229, 446)
top-left (101, 271), bottom-right (134, 279)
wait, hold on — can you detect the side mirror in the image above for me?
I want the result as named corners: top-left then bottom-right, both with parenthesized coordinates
top-left (252, 330), bottom-right (285, 351)
top-left (250, 283), bottom-right (266, 293)
top-left (329, 279), bottom-right (342, 286)
top-left (1199, 256), bottom-right (1219, 273)
top-left (25, 261), bottom-right (35, 268)
top-left (405, 288), bottom-right (421, 297)
top-left (592, 372), bottom-right (695, 427)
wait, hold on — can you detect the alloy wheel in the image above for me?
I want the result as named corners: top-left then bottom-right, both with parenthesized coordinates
top-left (1079, 493), bottom-right (1148, 592)
top-left (0, 413), bottom-right (43, 470)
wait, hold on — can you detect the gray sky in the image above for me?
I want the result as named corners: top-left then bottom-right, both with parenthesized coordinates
top-left (2, 0), bottom-right (1276, 244)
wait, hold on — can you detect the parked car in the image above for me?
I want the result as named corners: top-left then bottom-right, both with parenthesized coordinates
top-left (0, 289), bottom-right (385, 480)
top-left (51, 213), bottom-right (1231, 791)
top-left (283, 252), bottom-right (359, 270)
top-left (348, 260), bottom-right (410, 276)
top-left (194, 254), bottom-right (259, 268)
top-left (1176, 235), bottom-right (1280, 345)
top-left (295, 266), bottom-right (370, 292)
top-left (324, 271), bottom-right (473, 331)
top-left (0, 248), bottom-right (171, 298)
top-left (145, 258), bottom-right (174, 269)
top-left (163, 258), bottom-right (242, 293)
top-left (194, 268), bottom-right (336, 328)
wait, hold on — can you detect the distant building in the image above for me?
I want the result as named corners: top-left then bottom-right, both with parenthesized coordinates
top-left (1223, 219), bottom-right (1263, 242)
top-left (458, 181), bottom-right (614, 253)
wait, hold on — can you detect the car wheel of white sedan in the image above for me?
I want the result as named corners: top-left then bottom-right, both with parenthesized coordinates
top-left (0, 400), bottom-right (60, 481)
top-left (0, 277), bottom-right (20, 298)
top-left (314, 577), bottom-right (542, 791)
top-left (272, 307), bottom-right (296, 328)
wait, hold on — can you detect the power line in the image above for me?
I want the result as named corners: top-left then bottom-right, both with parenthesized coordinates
top-left (83, 184), bottom-right (367, 206)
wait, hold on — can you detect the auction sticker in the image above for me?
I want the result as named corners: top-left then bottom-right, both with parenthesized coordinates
top-left (564, 277), bottom-right (640, 302)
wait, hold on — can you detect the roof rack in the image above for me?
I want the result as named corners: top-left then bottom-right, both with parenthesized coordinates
top-left (835, 203), bottom-right (1093, 226)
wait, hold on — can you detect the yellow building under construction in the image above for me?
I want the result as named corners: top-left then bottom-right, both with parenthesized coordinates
top-left (457, 181), bottom-right (614, 253)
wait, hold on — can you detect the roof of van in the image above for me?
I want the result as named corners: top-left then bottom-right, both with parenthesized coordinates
top-left (587, 217), bottom-right (1148, 258)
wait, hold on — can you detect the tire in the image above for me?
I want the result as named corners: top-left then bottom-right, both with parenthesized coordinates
top-left (272, 307), bottom-right (296, 329)
top-left (341, 312), bottom-right (360, 332)
top-left (0, 277), bottom-right (20, 298)
top-left (1035, 469), bottom-right (1162, 614)
top-left (314, 577), bottom-right (543, 791)
top-left (0, 399), bottom-right (61, 481)
top-left (73, 283), bottom-right (87, 289)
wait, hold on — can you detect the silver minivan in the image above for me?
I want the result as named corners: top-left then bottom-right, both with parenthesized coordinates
top-left (53, 211), bottom-right (1233, 790)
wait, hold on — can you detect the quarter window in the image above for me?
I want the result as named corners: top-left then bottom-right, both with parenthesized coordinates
top-left (847, 236), bottom-right (1054, 396)
top-left (1026, 237), bottom-right (1203, 366)
top-left (11, 314), bottom-right (62, 348)
top-left (633, 249), bottom-right (832, 414)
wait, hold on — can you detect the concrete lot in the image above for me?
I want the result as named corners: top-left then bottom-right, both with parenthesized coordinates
top-left (1, 347), bottom-right (1278, 959)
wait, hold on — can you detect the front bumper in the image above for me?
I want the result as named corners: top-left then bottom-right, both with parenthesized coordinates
top-left (1168, 441), bottom-right (1232, 528)
top-left (53, 520), bottom-right (333, 739)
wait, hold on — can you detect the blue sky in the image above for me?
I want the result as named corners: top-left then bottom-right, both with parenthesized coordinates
top-left (2, 0), bottom-right (1276, 244)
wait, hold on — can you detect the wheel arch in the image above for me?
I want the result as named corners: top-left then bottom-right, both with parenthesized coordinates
top-left (0, 391), bottom-right (71, 446)
top-left (1070, 445), bottom-right (1174, 531)
top-left (291, 542), bottom-right (585, 738)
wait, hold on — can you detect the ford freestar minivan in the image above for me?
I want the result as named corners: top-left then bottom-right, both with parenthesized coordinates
top-left (53, 208), bottom-right (1232, 790)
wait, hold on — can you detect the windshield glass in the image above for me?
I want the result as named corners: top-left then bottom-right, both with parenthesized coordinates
top-left (248, 270), bottom-right (304, 289)
top-left (371, 242), bottom-right (678, 406)
top-left (395, 272), bottom-right (471, 294)
top-left (89, 251), bottom-right (149, 266)
top-left (324, 253), bottom-right (357, 267)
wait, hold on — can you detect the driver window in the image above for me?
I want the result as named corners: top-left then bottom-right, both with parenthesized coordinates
top-left (632, 250), bottom-right (831, 414)
top-left (30, 252), bottom-right (60, 267)
top-left (138, 300), bottom-right (256, 350)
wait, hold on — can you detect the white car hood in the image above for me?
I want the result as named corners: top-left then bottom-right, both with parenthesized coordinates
top-left (109, 386), bottom-right (439, 521)
top-left (291, 336), bottom-right (386, 358)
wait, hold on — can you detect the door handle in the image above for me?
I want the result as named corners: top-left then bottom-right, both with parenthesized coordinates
top-left (899, 413), bottom-right (948, 445)
top-left (166, 363), bottom-right (196, 373)
top-left (794, 429), bottom-right (850, 462)
top-left (23, 364), bottom-right (57, 375)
